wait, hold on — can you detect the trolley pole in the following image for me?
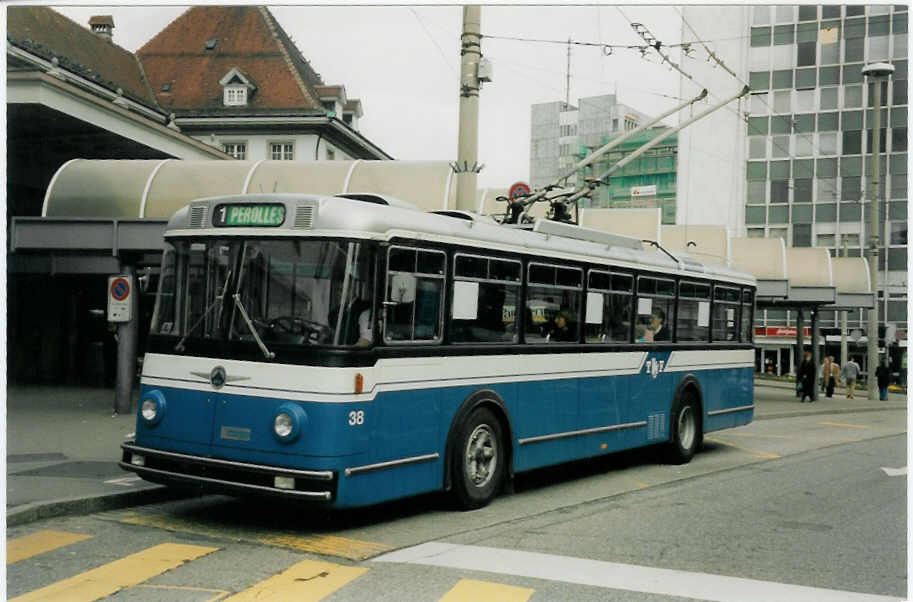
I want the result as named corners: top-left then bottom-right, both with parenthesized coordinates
top-left (862, 62), bottom-right (894, 400)
top-left (455, 5), bottom-right (481, 212)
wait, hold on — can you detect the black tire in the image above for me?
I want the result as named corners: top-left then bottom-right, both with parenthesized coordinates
top-left (666, 392), bottom-right (702, 464)
top-left (451, 407), bottom-right (505, 510)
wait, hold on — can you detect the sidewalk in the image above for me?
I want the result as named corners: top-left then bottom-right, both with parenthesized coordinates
top-left (5, 381), bottom-right (909, 527)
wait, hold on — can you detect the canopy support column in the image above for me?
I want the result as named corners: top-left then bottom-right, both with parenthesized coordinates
top-left (811, 308), bottom-right (820, 402)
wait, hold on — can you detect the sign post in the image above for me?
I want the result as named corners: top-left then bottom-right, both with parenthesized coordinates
top-left (109, 271), bottom-right (138, 414)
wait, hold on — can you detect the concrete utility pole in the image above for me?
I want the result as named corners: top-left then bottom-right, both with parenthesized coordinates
top-left (862, 62), bottom-right (894, 400)
top-left (455, 5), bottom-right (481, 212)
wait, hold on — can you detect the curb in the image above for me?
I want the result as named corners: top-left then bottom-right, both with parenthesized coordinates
top-left (756, 404), bottom-right (907, 420)
top-left (7, 486), bottom-right (188, 528)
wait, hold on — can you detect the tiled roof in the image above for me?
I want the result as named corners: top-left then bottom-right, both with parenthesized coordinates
top-left (7, 6), bottom-right (160, 108)
top-left (137, 6), bottom-right (325, 113)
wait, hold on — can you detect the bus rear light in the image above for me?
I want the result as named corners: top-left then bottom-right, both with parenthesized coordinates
top-left (274, 476), bottom-right (295, 490)
top-left (354, 373), bottom-right (364, 394)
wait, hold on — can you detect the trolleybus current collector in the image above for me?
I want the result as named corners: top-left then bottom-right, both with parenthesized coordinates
top-left (120, 193), bottom-right (755, 509)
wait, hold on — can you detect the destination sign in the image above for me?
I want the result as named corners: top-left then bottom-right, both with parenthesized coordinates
top-left (213, 204), bottom-right (286, 227)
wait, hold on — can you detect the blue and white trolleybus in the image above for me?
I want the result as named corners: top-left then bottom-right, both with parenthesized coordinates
top-left (120, 193), bottom-right (755, 509)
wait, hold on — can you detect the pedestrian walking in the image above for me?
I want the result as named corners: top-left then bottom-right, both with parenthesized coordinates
top-left (875, 359), bottom-right (891, 401)
top-left (798, 350), bottom-right (816, 403)
top-left (841, 358), bottom-right (860, 400)
top-left (820, 355), bottom-right (838, 398)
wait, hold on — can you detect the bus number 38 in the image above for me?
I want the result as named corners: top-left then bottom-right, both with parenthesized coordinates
top-left (348, 410), bottom-right (365, 426)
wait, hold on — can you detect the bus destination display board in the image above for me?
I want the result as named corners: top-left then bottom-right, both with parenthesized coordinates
top-left (213, 204), bottom-right (286, 227)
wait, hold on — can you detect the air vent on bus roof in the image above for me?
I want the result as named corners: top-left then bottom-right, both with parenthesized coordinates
top-left (189, 204), bottom-right (208, 228)
top-left (294, 204), bottom-right (315, 229)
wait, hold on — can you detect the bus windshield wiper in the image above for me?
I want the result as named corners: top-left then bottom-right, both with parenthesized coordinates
top-left (175, 272), bottom-right (231, 352)
top-left (232, 293), bottom-right (275, 359)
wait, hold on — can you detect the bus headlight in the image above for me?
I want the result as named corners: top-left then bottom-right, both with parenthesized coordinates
top-left (272, 403), bottom-right (307, 443)
top-left (139, 390), bottom-right (166, 425)
top-left (274, 413), bottom-right (293, 438)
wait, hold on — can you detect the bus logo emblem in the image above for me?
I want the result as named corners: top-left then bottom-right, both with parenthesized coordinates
top-left (210, 366), bottom-right (226, 388)
top-left (645, 357), bottom-right (666, 379)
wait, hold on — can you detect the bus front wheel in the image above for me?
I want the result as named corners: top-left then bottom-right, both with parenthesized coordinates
top-left (667, 393), bottom-right (701, 464)
top-left (452, 407), bottom-right (505, 510)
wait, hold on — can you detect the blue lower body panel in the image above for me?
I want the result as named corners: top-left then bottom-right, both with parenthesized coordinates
top-left (128, 362), bottom-right (753, 508)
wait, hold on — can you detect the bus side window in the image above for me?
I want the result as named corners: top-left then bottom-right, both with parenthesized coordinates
top-left (384, 247), bottom-right (445, 343)
top-left (450, 255), bottom-right (521, 344)
top-left (586, 270), bottom-right (632, 343)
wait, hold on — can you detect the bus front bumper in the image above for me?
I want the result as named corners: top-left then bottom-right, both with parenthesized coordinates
top-left (120, 442), bottom-right (337, 502)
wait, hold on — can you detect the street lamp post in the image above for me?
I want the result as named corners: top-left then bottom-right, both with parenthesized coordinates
top-left (861, 62), bottom-right (894, 400)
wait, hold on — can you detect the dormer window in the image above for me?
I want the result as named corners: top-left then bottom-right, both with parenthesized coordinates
top-left (219, 67), bottom-right (256, 107)
top-left (224, 86), bottom-right (247, 106)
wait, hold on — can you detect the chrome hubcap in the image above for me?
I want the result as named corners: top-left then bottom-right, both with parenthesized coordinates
top-left (465, 424), bottom-right (497, 487)
top-left (678, 405), bottom-right (696, 450)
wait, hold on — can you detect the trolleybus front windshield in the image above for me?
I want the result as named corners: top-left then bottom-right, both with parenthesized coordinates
top-left (151, 239), bottom-right (374, 349)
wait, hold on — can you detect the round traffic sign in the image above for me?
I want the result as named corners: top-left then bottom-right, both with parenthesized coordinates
top-left (509, 181), bottom-right (531, 199)
top-left (110, 277), bottom-right (130, 302)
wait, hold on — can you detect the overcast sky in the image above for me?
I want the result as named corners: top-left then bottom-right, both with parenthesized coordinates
top-left (51, 4), bottom-right (692, 188)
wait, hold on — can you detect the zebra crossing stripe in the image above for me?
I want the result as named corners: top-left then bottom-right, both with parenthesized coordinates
top-left (10, 543), bottom-right (218, 602)
top-left (439, 579), bottom-right (534, 602)
top-left (221, 559), bottom-right (368, 601)
top-left (7, 530), bottom-right (92, 564)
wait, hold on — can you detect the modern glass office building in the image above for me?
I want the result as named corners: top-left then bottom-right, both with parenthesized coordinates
top-left (678, 4), bottom-right (908, 374)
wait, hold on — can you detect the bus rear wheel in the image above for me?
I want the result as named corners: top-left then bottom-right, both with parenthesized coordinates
top-left (667, 393), bottom-right (701, 464)
top-left (452, 407), bottom-right (504, 510)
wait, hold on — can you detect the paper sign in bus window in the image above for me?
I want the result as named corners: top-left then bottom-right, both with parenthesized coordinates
top-left (390, 273), bottom-right (416, 303)
top-left (453, 281), bottom-right (480, 320)
top-left (586, 292), bottom-right (604, 324)
top-left (698, 301), bottom-right (710, 327)
top-left (638, 297), bottom-right (653, 315)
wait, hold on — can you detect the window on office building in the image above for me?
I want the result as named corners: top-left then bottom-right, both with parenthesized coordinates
top-left (799, 5), bottom-right (817, 21)
top-left (772, 135), bottom-right (791, 158)
top-left (770, 180), bottom-right (789, 203)
top-left (891, 173), bottom-right (908, 198)
top-left (775, 5), bottom-right (794, 23)
top-left (819, 88), bottom-right (838, 110)
top-left (820, 65), bottom-right (841, 85)
top-left (891, 222), bottom-right (908, 245)
top-left (844, 85), bottom-right (863, 108)
top-left (769, 228), bottom-right (788, 241)
top-left (749, 137), bottom-right (767, 159)
top-left (795, 135), bottom-right (814, 157)
top-left (817, 179), bottom-right (838, 203)
top-left (750, 93), bottom-right (769, 114)
top-left (794, 178), bottom-right (813, 202)
top-left (748, 180), bottom-right (767, 203)
top-left (772, 70), bottom-right (793, 89)
top-left (842, 131), bottom-right (862, 155)
top-left (796, 90), bottom-right (815, 112)
top-left (797, 42), bottom-right (816, 66)
top-left (822, 6), bottom-right (841, 19)
top-left (842, 176), bottom-right (862, 200)
top-left (817, 233), bottom-right (836, 247)
top-left (751, 27), bottom-right (772, 46)
top-left (819, 132), bottom-right (839, 155)
top-left (753, 6), bottom-right (770, 25)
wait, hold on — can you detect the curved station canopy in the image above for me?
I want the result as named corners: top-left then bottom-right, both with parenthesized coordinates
top-left (20, 159), bottom-right (872, 314)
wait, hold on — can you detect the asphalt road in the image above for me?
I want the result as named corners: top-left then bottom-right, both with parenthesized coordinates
top-left (6, 410), bottom-right (907, 601)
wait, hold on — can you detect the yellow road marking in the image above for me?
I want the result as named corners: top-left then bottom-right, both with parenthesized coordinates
top-left (121, 514), bottom-right (389, 560)
top-left (705, 436), bottom-right (780, 459)
top-left (258, 534), bottom-right (390, 559)
top-left (818, 421), bottom-right (869, 430)
top-left (7, 530), bottom-right (92, 564)
top-left (135, 584), bottom-right (231, 602)
top-left (439, 578), bottom-right (534, 602)
top-left (222, 559), bottom-right (368, 601)
top-left (10, 543), bottom-right (218, 602)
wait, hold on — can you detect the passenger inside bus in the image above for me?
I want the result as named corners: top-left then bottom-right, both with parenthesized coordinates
top-left (549, 309), bottom-right (577, 342)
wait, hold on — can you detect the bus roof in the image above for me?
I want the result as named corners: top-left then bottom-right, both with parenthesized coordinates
top-left (164, 193), bottom-right (756, 286)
